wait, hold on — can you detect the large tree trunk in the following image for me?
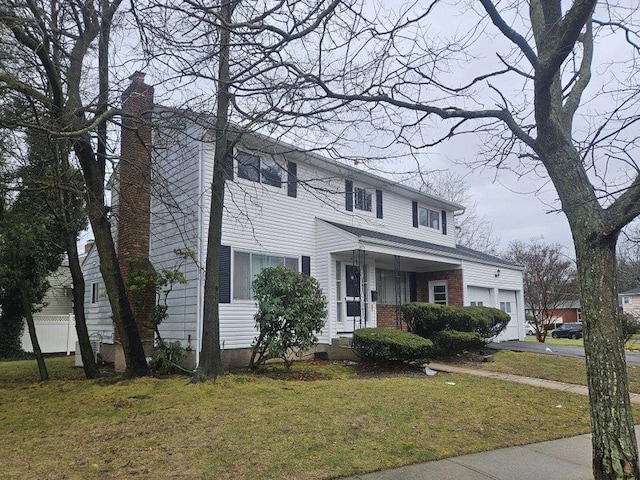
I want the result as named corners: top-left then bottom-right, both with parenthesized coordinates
top-left (75, 138), bottom-right (150, 378)
top-left (65, 230), bottom-right (99, 379)
top-left (20, 290), bottom-right (48, 381)
top-left (575, 236), bottom-right (639, 479)
top-left (192, 0), bottom-right (236, 382)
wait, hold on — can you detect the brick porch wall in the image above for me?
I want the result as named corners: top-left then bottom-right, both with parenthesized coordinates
top-left (376, 304), bottom-right (407, 330)
top-left (373, 269), bottom-right (464, 333)
top-left (415, 270), bottom-right (464, 306)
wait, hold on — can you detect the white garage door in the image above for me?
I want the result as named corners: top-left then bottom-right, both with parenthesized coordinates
top-left (467, 286), bottom-right (491, 307)
top-left (495, 289), bottom-right (520, 341)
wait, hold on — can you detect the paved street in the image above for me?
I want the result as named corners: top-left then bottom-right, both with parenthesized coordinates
top-left (489, 339), bottom-right (640, 366)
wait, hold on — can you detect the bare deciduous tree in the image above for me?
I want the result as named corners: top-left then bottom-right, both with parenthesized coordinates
top-left (505, 239), bottom-right (577, 342)
top-left (0, 0), bottom-right (150, 377)
top-left (133, 0), bottom-right (346, 380)
top-left (271, 1), bottom-right (640, 476)
top-left (418, 170), bottom-right (501, 253)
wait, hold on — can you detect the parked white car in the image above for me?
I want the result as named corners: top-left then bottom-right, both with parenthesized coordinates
top-left (524, 322), bottom-right (536, 336)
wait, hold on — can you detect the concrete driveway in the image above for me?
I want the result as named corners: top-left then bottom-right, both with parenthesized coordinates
top-left (489, 340), bottom-right (640, 366)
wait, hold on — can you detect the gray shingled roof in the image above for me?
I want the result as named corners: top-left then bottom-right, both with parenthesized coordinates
top-left (620, 287), bottom-right (640, 295)
top-left (326, 221), bottom-right (522, 270)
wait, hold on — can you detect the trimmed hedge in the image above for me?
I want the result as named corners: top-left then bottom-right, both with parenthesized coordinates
top-left (433, 330), bottom-right (484, 354)
top-left (352, 328), bottom-right (433, 363)
top-left (401, 302), bottom-right (510, 341)
top-left (402, 303), bottom-right (449, 338)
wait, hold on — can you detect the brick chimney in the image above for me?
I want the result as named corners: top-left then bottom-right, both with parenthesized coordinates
top-left (117, 71), bottom-right (156, 356)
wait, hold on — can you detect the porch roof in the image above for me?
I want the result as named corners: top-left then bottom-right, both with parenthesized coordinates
top-left (324, 221), bottom-right (522, 270)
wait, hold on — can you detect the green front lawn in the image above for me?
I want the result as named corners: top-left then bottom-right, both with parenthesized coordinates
top-left (525, 335), bottom-right (584, 346)
top-left (525, 334), bottom-right (640, 350)
top-left (483, 350), bottom-right (640, 393)
top-left (0, 356), bottom-right (612, 480)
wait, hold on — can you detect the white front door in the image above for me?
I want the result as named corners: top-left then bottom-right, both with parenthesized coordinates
top-left (345, 264), bottom-right (362, 332)
top-left (336, 262), bottom-right (369, 332)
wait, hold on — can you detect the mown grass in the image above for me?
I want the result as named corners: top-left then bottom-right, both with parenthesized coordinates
top-left (483, 350), bottom-right (640, 393)
top-left (524, 336), bottom-right (584, 346)
top-left (524, 334), bottom-right (640, 350)
top-left (0, 356), bottom-right (632, 480)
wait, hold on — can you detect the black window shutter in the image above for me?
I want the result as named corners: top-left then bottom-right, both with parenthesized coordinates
top-left (302, 256), bottom-right (311, 276)
top-left (287, 161), bottom-right (297, 198)
top-left (219, 245), bottom-right (231, 303)
top-left (376, 190), bottom-right (383, 219)
top-left (224, 142), bottom-right (234, 181)
top-left (442, 210), bottom-right (447, 235)
top-left (345, 180), bottom-right (353, 212)
top-left (412, 201), bottom-right (418, 228)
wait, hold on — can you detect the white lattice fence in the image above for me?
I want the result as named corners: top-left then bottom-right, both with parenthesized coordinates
top-left (21, 314), bottom-right (77, 355)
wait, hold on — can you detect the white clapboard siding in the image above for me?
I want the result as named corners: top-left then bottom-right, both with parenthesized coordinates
top-left (82, 246), bottom-right (116, 343)
top-left (149, 119), bottom-right (204, 347)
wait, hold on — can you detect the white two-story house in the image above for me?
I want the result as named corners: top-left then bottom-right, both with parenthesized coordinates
top-left (83, 74), bottom-right (525, 368)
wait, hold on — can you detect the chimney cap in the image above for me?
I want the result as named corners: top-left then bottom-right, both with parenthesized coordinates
top-left (129, 71), bottom-right (146, 83)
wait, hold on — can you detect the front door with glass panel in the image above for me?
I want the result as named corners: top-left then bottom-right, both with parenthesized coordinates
top-left (344, 264), bottom-right (362, 331)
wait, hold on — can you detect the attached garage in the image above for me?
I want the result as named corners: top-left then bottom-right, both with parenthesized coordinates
top-left (467, 286), bottom-right (492, 307)
top-left (495, 289), bottom-right (520, 341)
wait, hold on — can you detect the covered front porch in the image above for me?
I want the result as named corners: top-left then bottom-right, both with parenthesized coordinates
top-left (331, 249), bottom-right (463, 335)
top-left (316, 219), bottom-right (524, 342)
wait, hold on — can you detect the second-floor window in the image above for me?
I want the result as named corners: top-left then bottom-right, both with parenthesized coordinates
top-left (419, 206), bottom-right (440, 230)
top-left (237, 152), bottom-right (282, 188)
top-left (354, 186), bottom-right (372, 212)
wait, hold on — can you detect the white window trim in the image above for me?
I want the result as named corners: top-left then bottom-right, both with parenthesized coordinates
top-left (353, 185), bottom-right (373, 213)
top-left (429, 280), bottom-right (448, 305)
top-left (236, 150), bottom-right (283, 188)
top-left (232, 249), bottom-right (299, 301)
top-left (418, 205), bottom-right (440, 230)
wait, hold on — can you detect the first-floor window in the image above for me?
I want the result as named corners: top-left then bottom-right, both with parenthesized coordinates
top-left (91, 282), bottom-right (99, 304)
top-left (430, 281), bottom-right (447, 305)
top-left (375, 269), bottom-right (410, 305)
top-left (233, 251), bottom-right (298, 300)
top-left (500, 301), bottom-right (512, 313)
top-left (470, 301), bottom-right (484, 307)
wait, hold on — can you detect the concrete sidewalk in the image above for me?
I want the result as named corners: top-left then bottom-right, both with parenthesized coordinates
top-left (339, 363), bottom-right (640, 479)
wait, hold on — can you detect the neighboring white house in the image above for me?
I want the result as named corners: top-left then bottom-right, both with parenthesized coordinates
top-left (21, 259), bottom-right (77, 355)
top-left (83, 74), bottom-right (525, 368)
top-left (620, 288), bottom-right (640, 318)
